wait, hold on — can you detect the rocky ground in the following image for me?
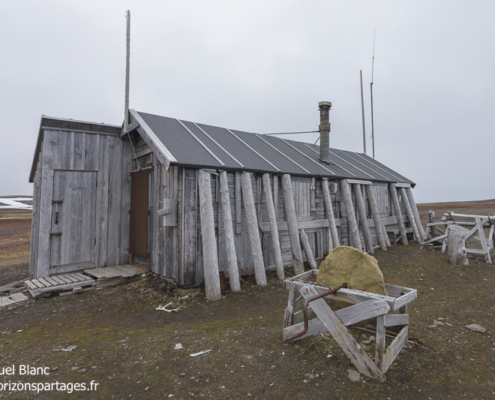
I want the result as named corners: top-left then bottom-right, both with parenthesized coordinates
top-left (0, 202), bottom-right (494, 399)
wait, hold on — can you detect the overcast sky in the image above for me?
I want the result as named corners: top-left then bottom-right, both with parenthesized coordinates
top-left (1, 1), bottom-right (494, 203)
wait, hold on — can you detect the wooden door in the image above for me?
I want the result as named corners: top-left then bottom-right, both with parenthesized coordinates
top-left (129, 169), bottom-right (151, 258)
top-left (50, 170), bottom-right (97, 273)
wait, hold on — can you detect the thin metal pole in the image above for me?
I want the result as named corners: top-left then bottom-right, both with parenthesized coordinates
top-left (124, 10), bottom-right (131, 133)
top-left (360, 70), bottom-right (366, 154)
top-left (370, 30), bottom-right (376, 159)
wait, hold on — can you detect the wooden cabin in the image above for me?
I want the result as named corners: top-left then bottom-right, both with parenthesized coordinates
top-left (29, 103), bottom-right (425, 300)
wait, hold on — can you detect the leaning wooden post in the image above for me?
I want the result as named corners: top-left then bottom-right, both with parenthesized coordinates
top-left (399, 187), bottom-right (421, 244)
top-left (340, 180), bottom-right (362, 251)
top-left (389, 184), bottom-right (408, 245)
top-left (365, 185), bottom-right (388, 251)
top-left (322, 178), bottom-right (340, 250)
top-left (300, 229), bottom-right (318, 269)
top-left (281, 174), bottom-right (304, 275)
top-left (219, 171), bottom-right (241, 292)
top-left (405, 187), bottom-right (427, 241)
top-left (198, 170), bottom-right (221, 301)
top-left (241, 172), bottom-right (267, 286)
top-left (262, 173), bottom-right (284, 280)
top-left (353, 184), bottom-right (374, 254)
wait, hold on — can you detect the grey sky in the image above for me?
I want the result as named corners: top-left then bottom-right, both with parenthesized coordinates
top-left (1, 1), bottom-right (494, 202)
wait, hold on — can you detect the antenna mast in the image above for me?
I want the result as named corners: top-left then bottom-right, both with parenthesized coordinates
top-left (360, 70), bottom-right (366, 154)
top-left (370, 30), bottom-right (376, 158)
top-left (124, 10), bottom-right (131, 133)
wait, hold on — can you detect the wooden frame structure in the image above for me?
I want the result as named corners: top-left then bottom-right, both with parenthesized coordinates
top-left (283, 270), bottom-right (417, 381)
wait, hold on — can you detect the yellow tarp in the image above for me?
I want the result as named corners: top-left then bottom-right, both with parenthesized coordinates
top-left (316, 246), bottom-right (388, 296)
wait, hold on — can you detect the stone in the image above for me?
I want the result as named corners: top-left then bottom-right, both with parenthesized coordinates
top-left (317, 246), bottom-right (388, 295)
top-left (76, 368), bottom-right (87, 373)
top-left (71, 367), bottom-right (79, 371)
top-left (369, 336), bottom-right (376, 343)
top-left (433, 320), bottom-right (445, 326)
top-left (465, 324), bottom-right (486, 334)
top-left (347, 369), bottom-right (360, 382)
top-left (180, 372), bottom-right (186, 377)
top-left (308, 374), bottom-right (314, 379)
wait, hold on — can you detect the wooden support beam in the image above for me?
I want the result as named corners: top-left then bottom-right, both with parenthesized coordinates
top-left (281, 174), bottom-right (304, 275)
top-left (300, 229), bottom-right (317, 269)
top-left (219, 171), bottom-right (241, 291)
top-left (322, 178), bottom-right (340, 250)
top-left (241, 172), bottom-right (267, 286)
top-left (198, 170), bottom-right (221, 301)
top-left (366, 185), bottom-right (388, 251)
top-left (475, 217), bottom-right (492, 264)
top-left (405, 187), bottom-right (427, 241)
top-left (400, 187), bottom-right (421, 244)
top-left (262, 174), bottom-right (284, 280)
top-left (235, 172), bottom-right (242, 234)
top-left (340, 180), bottom-right (362, 251)
top-left (389, 184), bottom-right (408, 245)
top-left (353, 183), bottom-right (374, 253)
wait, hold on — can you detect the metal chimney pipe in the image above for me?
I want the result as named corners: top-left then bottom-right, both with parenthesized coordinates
top-left (318, 101), bottom-right (332, 163)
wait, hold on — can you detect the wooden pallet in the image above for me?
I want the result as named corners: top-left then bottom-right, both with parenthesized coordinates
top-left (25, 273), bottom-right (96, 298)
top-left (84, 264), bottom-right (145, 287)
top-left (0, 293), bottom-right (28, 307)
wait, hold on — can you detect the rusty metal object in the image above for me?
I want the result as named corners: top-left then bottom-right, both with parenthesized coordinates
top-left (285, 283), bottom-right (348, 342)
top-left (129, 169), bottom-right (151, 258)
top-left (219, 271), bottom-right (229, 290)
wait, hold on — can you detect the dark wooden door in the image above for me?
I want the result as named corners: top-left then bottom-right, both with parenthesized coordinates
top-left (129, 169), bottom-right (151, 257)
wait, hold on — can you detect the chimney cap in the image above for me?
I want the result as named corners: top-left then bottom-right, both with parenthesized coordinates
top-left (318, 101), bottom-right (332, 109)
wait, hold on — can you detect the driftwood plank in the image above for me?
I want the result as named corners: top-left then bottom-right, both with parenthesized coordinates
top-left (381, 325), bottom-right (409, 373)
top-left (300, 229), bottom-right (317, 269)
top-left (366, 185), bottom-right (388, 251)
top-left (341, 180), bottom-right (362, 250)
top-left (322, 178), bottom-right (340, 250)
top-left (389, 184), bottom-right (408, 245)
top-left (383, 314), bottom-right (409, 327)
top-left (281, 174), bottom-right (304, 275)
top-left (353, 183), bottom-right (374, 253)
top-left (263, 173), bottom-right (284, 280)
top-left (399, 187), bottom-right (421, 243)
top-left (405, 187), bottom-right (427, 241)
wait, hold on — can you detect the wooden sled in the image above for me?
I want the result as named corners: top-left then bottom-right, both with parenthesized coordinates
top-left (283, 270), bottom-right (417, 381)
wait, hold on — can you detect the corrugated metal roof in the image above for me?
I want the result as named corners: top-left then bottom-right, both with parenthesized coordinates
top-left (138, 111), bottom-right (414, 185)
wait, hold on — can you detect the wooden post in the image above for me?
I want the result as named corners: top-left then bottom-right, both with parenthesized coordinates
top-left (353, 183), bottom-right (374, 254)
top-left (389, 184), bottom-right (408, 245)
top-left (234, 172), bottom-right (242, 234)
top-left (340, 180), bottom-right (362, 251)
top-left (300, 229), bottom-right (318, 269)
top-left (219, 171), bottom-right (241, 291)
top-left (375, 315), bottom-right (386, 372)
top-left (198, 170), bottom-right (221, 301)
top-left (262, 174), bottom-right (284, 280)
top-left (281, 174), bottom-right (304, 275)
top-left (399, 187), bottom-right (421, 244)
top-left (405, 187), bottom-right (427, 241)
top-left (322, 178), bottom-right (340, 250)
top-left (241, 172), bottom-right (267, 286)
top-left (365, 185), bottom-right (388, 251)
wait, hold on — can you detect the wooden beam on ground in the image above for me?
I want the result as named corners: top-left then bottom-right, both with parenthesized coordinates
top-left (366, 185), bottom-right (388, 251)
top-left (219, 171), bottom-right (241, 291)
top-left (353, 183), bottom-right (374, 253)
top-left (241, 172), bottom-right (267, 286)
top-left (405, 187), bottom-right (427, 241)
top-left (322, 178), bottom-right (340, 250)
top-left (300, 229), bottom-right (317, 269)
top-left (281, 174), bottom-right (304, 275)
top-left (389, 184), bottom-right (408, 245)
top-left (198, 170), bottom-right (221, 301)
top-left (340, 180), bottom-right (362, 251)
top-left (262, 173), bottom-right (284, 280)
top-left (400, 187), bottom-right (421, 244)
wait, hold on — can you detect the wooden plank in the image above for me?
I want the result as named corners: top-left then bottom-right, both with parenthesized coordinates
top-left (37, 280), bottom-right (95, 293)
top-left (120, 137), bottom-right (132, 264)
top-left (241, 172), bottom-right (267, 286)
top-left (50, 276), bottom-right (66, 285)
top-left (31, 280), bottom-right (45, 289)
top-left (405, 188), bottom-right (427, 241)
top-left (399, 187), bottom-right (421, 243)
top-left (45, 277), bottom-right (60, 286)
top-left (475, 217), bottom-right (492, 263)
top-left (393, 289), bottom-right (417, 310)
top-left (219, 171), bottom-right (241, 291)
top-left (36, 168), bottom-right (54, 279)
top-left (353, 183), bottom-right (374, 253)
top-left (38, 278), bottom-right (52, 287)
top-left (375, 315), bottom-right (386, 371)
top-left (322, 178), bottom-right (340, 249)
top-left (381, 325), bottom-right (409, 373)
top-left (389, 184), bottom-right (408, 245)
top-left (130, 109), bottom-right (177, 170)
top-left (95, 135), bottom-right (110, 267)
top-left (198, 170), bottom-right (222, 301)
top-left (50, 261), bottom-right (95, 275)
top-left (263, 174), bottom-right (284, 280)
top-left (283, 282), bottom-right (296, 328)
top-left (259, 218), bottom-right (342, 232)
top-left (57, 275), bottom-right (73, 284)
top-left (341, 180), bottom-right (362, 251)
top-left (273, 175), bottom-right (279, 221)
top-left (25, 280), bottom-right (38, 290)
top-left (106, 136), bottom-right (122, 266)
top-left (283, 299), bottom-right (390, 340)
top-left (235, 172), bottom-right (242, 234)
top-left (346, 179), bottom-right (372, 185)
top-left (281, 174), bottom-right (304, 275)
top-left (394, 182), bottom-right (411, 188)
top-left (300, 229), bottom-right (317, 269)
top-left (301, 285), bottom-right (386, 381)
top-left (366, 185), bottom-right (388, 251)
top-left (182, 168), bottom-right (198, 285)
top-left (383, 314), bottom-right (409, 327)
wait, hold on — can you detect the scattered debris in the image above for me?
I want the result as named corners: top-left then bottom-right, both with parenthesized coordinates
top-left (190, 350), bottom-right (212, 357)
top-left (347, 369), bottom-right (361, 382)
top-left (174, 343), bottom-right (183, 350)
top-left (0, 293), bottom-right (28, 307)
top-left (466, 324), bottom-right (486, 334)
top-left (180, 372), bottom-right (186, 377)
top-left (25, 274), bottom-right (96, 298)
top-left (156, 303), bottom-right (183, 313)
top-left (433, 320), bottom-right (445, 326)
top-left (60, 345), bottom-right (78, 352)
